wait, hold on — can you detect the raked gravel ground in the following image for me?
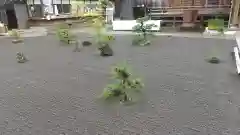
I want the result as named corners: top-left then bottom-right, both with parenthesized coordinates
top-left (0, 35), bottom-right (240, 135)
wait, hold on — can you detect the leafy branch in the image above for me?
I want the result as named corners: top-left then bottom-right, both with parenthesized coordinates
top-left (132, 16), bottom-right (157, 46)
top-left (9, 30), bottom-right (23, 44)
top-left (16, 52), bottom-right (28, 63)
top-left (100, 64), bottom-right (144, 102)
top-left (92, 16), bottom-right (115, 56)
top-left (56, 23), bottom-right (75, 44)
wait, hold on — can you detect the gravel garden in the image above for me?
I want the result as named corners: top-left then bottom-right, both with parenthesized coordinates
top-left (0, 22), bottom-right (240, 134)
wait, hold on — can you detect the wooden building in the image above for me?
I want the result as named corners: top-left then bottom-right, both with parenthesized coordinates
top-left (26, 0), bottom-right (71, 17)
top-left (114, 0), bottom-right (232, 29)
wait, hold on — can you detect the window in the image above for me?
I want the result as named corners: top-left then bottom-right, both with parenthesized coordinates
top-left (33, 0), bottom-right (41, 4)
top-left (52, 0), bottom-right (62, 4)
top-left (26, 0), bottom-right (34, 5)
top-left (206, 0), bottom-right (219, 5)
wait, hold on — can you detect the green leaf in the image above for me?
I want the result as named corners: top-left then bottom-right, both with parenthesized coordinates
top-left (101, 88), bottom-right (113, 99)
top-left (132, 24), bottom-right (142, 32)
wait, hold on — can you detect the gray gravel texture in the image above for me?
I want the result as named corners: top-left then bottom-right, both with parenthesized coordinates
top-left (0, 35), bottom-right (240, 135)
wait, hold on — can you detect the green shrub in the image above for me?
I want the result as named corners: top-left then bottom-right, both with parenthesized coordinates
top-left (56, 24), bottom-right (75, 44)
top-left (100, 64), bottom-right (144, 102)
top-left (208, 19), bottom-right (224, 32)
top-left (16, 52), bottom-right (28, 63)
top-left (132, 16), bottom-right (156, 46)
top-left (9, 29), bottom-right (20, 39)
top-left (9, 29), bottom-right (23, 44)
top-left (92, 16), bottom-right (115, 56)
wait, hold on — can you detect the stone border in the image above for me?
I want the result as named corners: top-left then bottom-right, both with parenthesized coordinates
top-left (0, 33), bottom-right (8, 36)
top-left (235, 36), bottom-right (240, 75)
top-left (234, 46), bottom-right (240, 75)
top-left (112, 20), bottom-right (161, 31)
top-left (204, 27), bottom-right (237, 36)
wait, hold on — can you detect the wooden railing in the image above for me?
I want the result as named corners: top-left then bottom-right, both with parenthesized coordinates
top-left (148, 5), bottom-right (231, 14)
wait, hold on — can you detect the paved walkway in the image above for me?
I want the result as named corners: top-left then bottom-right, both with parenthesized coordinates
top-left (0, 27), bottom-right (47, 38)
top-left (0, 26), bottom-right (237, 40)
top-left (235, 31), bottom-right (240, 46)
top-left (17, 27), bottom-right (47, 37)
top-left (70, 27), bottom-right (236, 40)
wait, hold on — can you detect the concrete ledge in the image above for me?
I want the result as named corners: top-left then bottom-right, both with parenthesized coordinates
top-left (0, 33), bottom-right (8, 36)
top-left (224, 31), bottom-right (236, 35)
top-left (178, 25), bottom-right (204, 32)
top-left (204, 27), bottom-right (221, 35)
top-left (233, 47), bottom-right (240, 74)
top-left (112, 20), bottom-right (161, 31)
top-left (204, 27), bottom-right (237, 36)
top-left (236, 37), bottom-right (240, 51)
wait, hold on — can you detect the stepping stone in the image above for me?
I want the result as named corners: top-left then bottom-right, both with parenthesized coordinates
top-left (82, 41), bottom-right (92, 46)
top-left (99, 44), bottom-right (113, 56)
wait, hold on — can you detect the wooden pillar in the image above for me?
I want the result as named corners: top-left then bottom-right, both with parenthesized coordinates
top-left (219, 0), bottom-right (223, 5)
top-left (168, 0), bottom-right (174, 7)
top-left (114, 0), bottom-right (121, 19)
top-left (182, 10), bottom-right (198, 27)
top-left (40, 0), bottom-right (44, 17)
top-left (200, 0), bottom-right (206, 6)
top-left (232, 0), bottom-right (240, 25)
top-left (181, 0), bottom-right (198, 27)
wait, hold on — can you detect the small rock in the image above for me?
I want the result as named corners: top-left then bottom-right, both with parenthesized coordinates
top-left (16, 52), bottom-right (28, 63)
top-left (207, 57), bottom-right (220, 64)
top-left (183, 88), bottom-right (189, 91)
top-left (99, 44), bottom-right (113, 56)
top-left (82, 41), bottom-right (92, 46)
top-left (12, 39), bottom-right (23, 44)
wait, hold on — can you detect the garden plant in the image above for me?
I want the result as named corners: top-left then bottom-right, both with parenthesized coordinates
top-left (100, 64), bottom-right (144, 103)
top-left (97, 33), bottom-right (115, 56)
top-left (98, 0), bottom-right (110, 19)
top-left (207, 18), bottom-right (225, 34)
top-left (132, 16), bottom-right (157, 46)
top-left (56, 23), bottom-right (81, 52)
top-left (207, 47), bottom-right (221, 64)
top-left (92, 16), bottom-right (115, 56)
top-left (16, 52), bottom-right (28, 63)
top-left (8, 30), bottom-right (28, 63)
top-left (207, 18), bottom-right (224, 64)
top-left (56, 23), bottom-right (75, 45)
top-left (9, 29), bottom-right (23, 44)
